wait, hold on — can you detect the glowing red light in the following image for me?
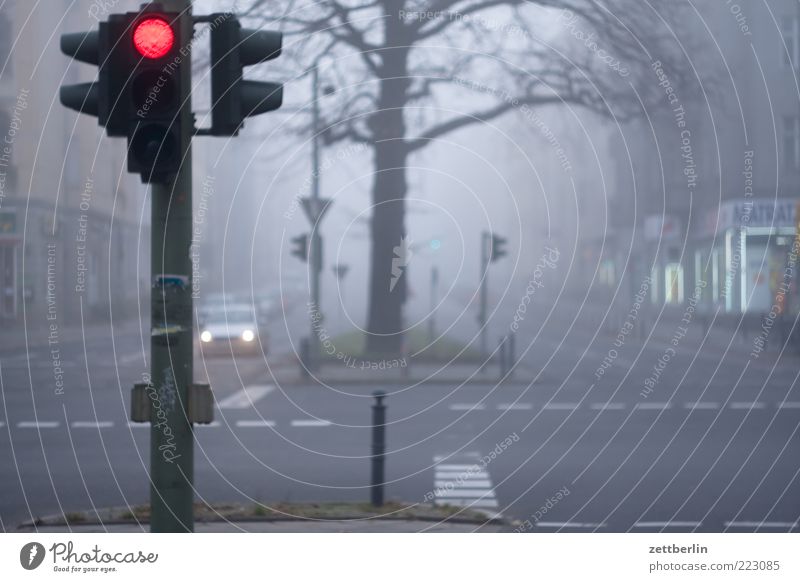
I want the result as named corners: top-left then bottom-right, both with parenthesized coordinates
top-left (133, 18), bottom-right (174, 59)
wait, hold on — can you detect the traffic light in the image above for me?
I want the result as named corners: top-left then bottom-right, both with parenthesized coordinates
top-left (61, 5), bottom-right (186, 183)
top-left (291, 233), bottom-right (309, 262)
top-left (490, 234), bottom-right (508, 263)
top-left (60, 26), bottom-right (105, 123)
top-left (125, 9), bottom-right (185, 183)
top-left (208, 14), bottom-right (283, 136)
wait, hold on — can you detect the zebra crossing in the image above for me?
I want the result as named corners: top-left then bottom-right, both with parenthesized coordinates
top-left (431, 452), bottom-right (501, 519)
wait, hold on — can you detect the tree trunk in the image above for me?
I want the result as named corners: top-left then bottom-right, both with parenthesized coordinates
top-left (365, 36), bottom-right (410, 355)
top-left (365, 135), bottom-right (408, 355)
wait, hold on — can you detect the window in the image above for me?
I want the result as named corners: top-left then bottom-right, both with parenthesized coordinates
top-left (781, 16), bottom-right (799, 68)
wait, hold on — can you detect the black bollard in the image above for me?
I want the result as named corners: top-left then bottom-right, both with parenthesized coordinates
top-left (371, 391), bottom-right (387, 507)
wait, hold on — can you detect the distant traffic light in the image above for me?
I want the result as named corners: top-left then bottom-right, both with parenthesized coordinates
top-left (291, 233), bottom-right (309, 262)
top-left (208, 15), bottom-right (283, 136)
top-left (490, 234), bottom-right (508, 263)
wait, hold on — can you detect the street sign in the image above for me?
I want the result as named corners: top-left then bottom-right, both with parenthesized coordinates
top-left (301, 196), bottom-right (332, 225)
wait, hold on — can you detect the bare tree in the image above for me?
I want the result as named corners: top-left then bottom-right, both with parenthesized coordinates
top-left (245, 0), bottom-right (689, 354)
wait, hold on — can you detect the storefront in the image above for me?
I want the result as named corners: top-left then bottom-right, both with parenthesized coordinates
top-left (696, 198), bottom-right (800, 315)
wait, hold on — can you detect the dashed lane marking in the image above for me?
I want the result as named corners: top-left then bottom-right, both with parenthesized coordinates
top-left (290, 419), bottom-right (332, 427)
top-left (71, 421), bottom-right (114, 429)
top-left (448, 403), bottom-right (486, 411)
top-left (497, 403), bottom-right (533, 411)
top-left (236, 420), bottom-right (276, 428)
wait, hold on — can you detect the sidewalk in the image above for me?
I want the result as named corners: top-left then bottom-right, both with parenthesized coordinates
top-left (18, 520), bottom-right (508, 533)
top-left (15, 502), bottom-right (511, 533)
top-left (0, 317), bottom-right (145, 352)
top-left (269, 360), bottom-right (526, 386)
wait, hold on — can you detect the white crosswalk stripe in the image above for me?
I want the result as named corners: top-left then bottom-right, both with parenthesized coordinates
top-left (432, 453), bottom-right (501, 518)
top-left (217, 385), bottom-right (274, 409)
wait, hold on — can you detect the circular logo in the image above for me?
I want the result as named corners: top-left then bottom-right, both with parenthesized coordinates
top-left (19, 542), bottom-right (45, 570)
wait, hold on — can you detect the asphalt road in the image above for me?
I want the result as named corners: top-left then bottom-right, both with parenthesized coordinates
top-left (1, 297), bottom-right (799, 532)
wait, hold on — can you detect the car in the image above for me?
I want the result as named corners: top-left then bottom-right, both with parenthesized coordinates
top-left (198, 304), bottom-right (264, 356)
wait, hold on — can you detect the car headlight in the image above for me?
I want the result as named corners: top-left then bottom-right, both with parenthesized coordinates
top-left (200, 330), bottom-right (212, 343)
top-left (242, 329), bottom-right (255, 342)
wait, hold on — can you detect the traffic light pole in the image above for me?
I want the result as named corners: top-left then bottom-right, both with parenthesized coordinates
top-left (150, 0), bottom-right (194, 533)
top-left (479, 231), bottom-right (489, 358)
top-left (309, 64), bottom-right (322, 371)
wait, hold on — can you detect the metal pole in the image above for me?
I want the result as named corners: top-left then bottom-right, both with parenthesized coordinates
top-left (150, 0), bottom-right (194, 533)
top-left (428, 266), bottom-right (438, 341)
top-left (479, 232), bottom-right (488, 357)
top-left (370, 391), bottom-right (387, 507)
top-left (309, 64), bottom-right (321, 371)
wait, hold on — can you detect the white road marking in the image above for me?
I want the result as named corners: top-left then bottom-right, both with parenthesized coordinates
top-left (433, 453), bottom-right (501, 517)
top-left (0, 421), bottom-right (5, 428)
top-left (633, 521), bottom-right (702, 528)
top-left (448, 403), bottom-right (486, 411)
top-left (536, 522), bottom-right (606, 529)
top-left (778, 402), bottom-right (800, 409)
top-left (71, 421), bottom-right (114, 429)
top-left (435, 480), bottom-right (493, 489)
top-left (730, 402), bottom-right (766, 410)
top-left (636, 402), bottom-right (672, 410)
top-left (235, 420), bottom-right (276, 428)
top-left (291, 419), bottom-right (331, 427)
top-left (497, 403), bottom-right (533, 411)
top-left (127, 422), bottom-right (148, 428)
top-left (435, 471), bottom-right (490, 480)
top-left (17, 421), bottom-right (59, 429)
top-left (591, 403), bottom-right (626, 411)
top-left (684, 402), bottom-right (719, 410)
top-left (435, 464), bottom-right (481, 472)
top-left (544, 403), bottom-right (579, 410)
top-left (724, 521), bottom-right (798, 529)
top-left (217, 385), bottom-right (274, 409)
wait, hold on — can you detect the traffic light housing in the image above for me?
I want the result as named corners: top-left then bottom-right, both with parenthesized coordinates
top-left (208, 15), bottom-right (283, 136)
top-left (60, 27), bottom-right (105, 123)
top-left (125, 10), bottom-right (185, 183)
top-left (61, 5), bottom-right (186, 183)
top-left (490, 234), bottom-right (508, 263)
top-left (291, 234), bottom-right (309, 263)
